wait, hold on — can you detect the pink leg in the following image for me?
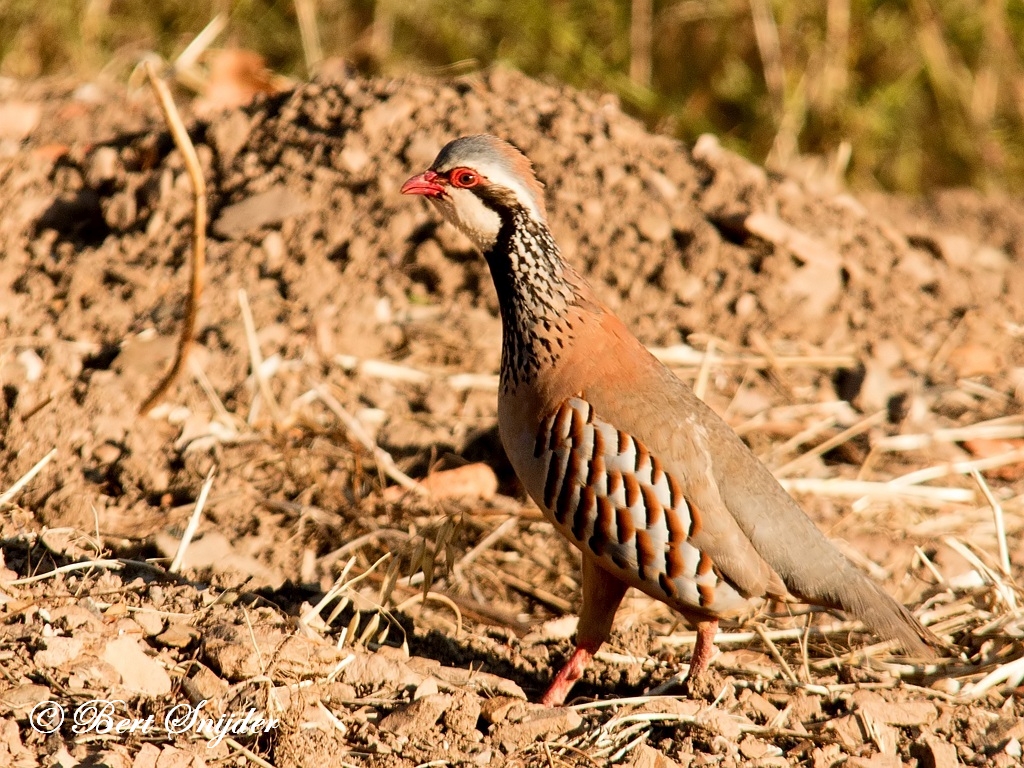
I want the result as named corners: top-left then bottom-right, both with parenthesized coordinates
top-left (686, 618), bottom-right (719, 681)
top-left (540, 556), bottom-right (629, 706)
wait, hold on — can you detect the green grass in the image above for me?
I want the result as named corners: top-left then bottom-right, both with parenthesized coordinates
top-left (4, 0), bottom-right (1024, 193)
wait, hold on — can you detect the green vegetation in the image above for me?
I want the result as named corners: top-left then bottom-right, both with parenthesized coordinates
top-left (4, 0), bottom-right (1024, 193)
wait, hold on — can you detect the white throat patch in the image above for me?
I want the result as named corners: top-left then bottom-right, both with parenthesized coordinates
top-left (432, 188), bottom-right (502, 251)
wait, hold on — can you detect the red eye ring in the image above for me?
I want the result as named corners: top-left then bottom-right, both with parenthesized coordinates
top-left (450, 168), bottom-right (479, 188)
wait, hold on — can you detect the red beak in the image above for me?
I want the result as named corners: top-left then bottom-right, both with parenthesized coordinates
top-left (401, 170), bottom-right (445, 198)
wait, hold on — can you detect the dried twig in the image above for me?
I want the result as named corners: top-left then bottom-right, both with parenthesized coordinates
top-left (312, 384), bottom-right (425, 494)
top-left (169, 467), bottom-right (217, 573)
top-left (887, 447), bottom-right (1024, 488)
top-left (755, 624), bottom-right (799, 683)
top-left (2, 559), bottom-right (125, 587)
top-left (173, 14), bottom-right (228, 73)
top-left (874, 418), bottom-right (1024, 452)
top-left (294, 0), bottom-right (323, 74)
top-left (139, 60), bottom-right (206, 415)
top-left (693, 338), bottom-right (716, 402)
top-left (455, 516), bottom-right (519, 572)
top-left (656, 620), bottom-right (866, 649)
top-left (959, 654), bottom-right (1024, 700)
top-left (971, 468), bottom-right (1013, 578)
top-left (773, 410), bottom-right (887, 477)
top-left (0, 447), bottom-right (56, 508)
top-left (238, 288), bottom-right (282, 423)
top-left (942, 536), bottom-right (1018, 611)
top-left (779, 477), bottom-right (974, 505)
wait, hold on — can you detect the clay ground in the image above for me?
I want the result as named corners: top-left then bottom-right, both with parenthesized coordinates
top-left (1, 67), bottom-right (1023, 767)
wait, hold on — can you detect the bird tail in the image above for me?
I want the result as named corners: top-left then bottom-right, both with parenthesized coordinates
top-left (828, 573), bottom-right (944, 657)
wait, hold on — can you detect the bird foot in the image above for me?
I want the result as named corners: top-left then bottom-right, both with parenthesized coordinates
top-left (539, 645), bottom-right (595, 707)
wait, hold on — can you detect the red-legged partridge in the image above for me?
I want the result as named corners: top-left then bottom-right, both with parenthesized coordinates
top-left (401, 134), bottom-right (938, 706)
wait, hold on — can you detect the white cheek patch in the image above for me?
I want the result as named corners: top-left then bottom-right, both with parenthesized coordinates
top-left (437, 189), bottom-right (502, 250)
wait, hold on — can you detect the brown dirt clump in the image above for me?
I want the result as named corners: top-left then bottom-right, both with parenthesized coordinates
top-left (1, 67), bottom-right (1022, 767)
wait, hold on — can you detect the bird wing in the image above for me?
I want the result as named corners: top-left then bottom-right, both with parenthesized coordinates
top-left (575, 327), bottom-right (935, 654)
top-left (529, 395), bottom-right (781, 619)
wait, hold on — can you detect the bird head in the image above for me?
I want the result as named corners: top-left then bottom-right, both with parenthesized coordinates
top-left (401, 134), bottom-right (547, 251)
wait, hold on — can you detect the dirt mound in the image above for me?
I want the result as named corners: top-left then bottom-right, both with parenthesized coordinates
top-left (1, 67), bottom-right (1022, 766)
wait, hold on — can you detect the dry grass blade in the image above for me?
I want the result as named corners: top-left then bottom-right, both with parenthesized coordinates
top-left (238, 288), bottom-right (281, 422)
top-left (653, 343), bottom-right (856, 370)
top-left (223, 738), bottom-right (276, 768)
top-left (395, 591), bottom-right (464, 638)
top-left (0, 447), bottom-right (56, 508)
top-left (779, 477), bottom-right (975, 505)
top-left (873, 417), bottom-right (1024, 452)
top-left (2, 559), bottom-right (125, 587)
top-left (942, 536), bottom-right (1018, 611)
top-left (333, 348), bottom-right (858, 394)
top-left (692, 338), bottom-right (716, 402)
top-left (301, 553), bottom-right (406, 651)
top-left (773, 410), bottom-right (887, 477)
top-left (169, 467), bottom-right (217, 573)
top-left (959, 653), bottom-right (1024, 700)
top-left (755, 624), bottom-right (799, 683)
top-left (887, 446), bottom-right (1024, 489)
top-left (656, 620), bottom-right (865, 649)
top-left (302, 556), bottom-right (358, 626)
top-left (173, 14), bottom-right (227, 73)
top-left (455, 516), bottom-right (518, 573)
top-left (312, 383), bottom-right (425, 494)
top-left (971, 468), bottom-right (1012, 578)
top-left (139, 60), bottom-right (206, 416)
top-left (294, 0), bottom-right (323, 74)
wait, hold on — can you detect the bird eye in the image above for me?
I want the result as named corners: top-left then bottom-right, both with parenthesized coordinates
top-left (450, 169), bottom-right (479, 188)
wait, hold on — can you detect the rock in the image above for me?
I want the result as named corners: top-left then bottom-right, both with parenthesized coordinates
top-left (985, 715), bottom-right (1024, 751)
top-left (811, 743), bottom-right (846, 768)
top-left (209, 110), bottom-right (252, 168)
top-left (846, 757), bottom-right (904, 768)
top-left (213, 185), bottom-right (310, 239)
top-left (101, 637), bottom-right (171, 697)
top-left (910, 736), bottom-right (960, 768)
top-left (0, 101), bottom-right (41, 140)
top-left (203, 623), bottom-right (350, 682)
top-left (479, 696), bottom-right (526, 725)
top-left (133, 611), bottom-right (166, 637)
top-left (417, 462), bottom-right (498, 500)
top-left (181, 663), bottom-right (229, 703)
top-left (490, 706), bottom-right (584, 751)
top-left (627, 744), bottom-right (686, 768)
top-left (156, 623), bottom-right (200, 649)
top-left (946, 343), bottom-right (1002, 378)
top-left (637, 212), bottom-right (672, 243)
top-left (87, 146), bottom-right (120, 186)
top-left (405, 656), bottom-right (526, 698)
top-left (50, 604), bottom-right (104, 632)
top-left (339, 146), bottom-right (370, 175)
top-left (0, 683), bottom-right (51, 718)
top-left (35, 636), bottom-right (85, 668)
top-left (828, 714), bottom-right (868, 751)
top-left (850, 691), bottom-right (938, 726)
top-left (738, 734), bottom-right (772, 759)
top-left (413, 677), bottom-right (439, 700)
top-left (737, 689), bottom-right (782, 724)
top-left (441, 691), bottom-right (483, 739)
top-left (378, 693), bottom-right (452, 737)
